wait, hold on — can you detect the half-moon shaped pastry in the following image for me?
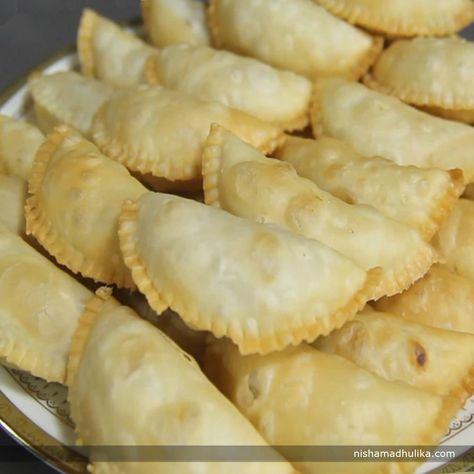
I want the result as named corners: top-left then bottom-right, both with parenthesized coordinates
top-left (208, 0), bottom-right (382, 80)
top-left (276, 136), bottom-right (464, 240)
top-left (0, 115), bottom-right (44, 180)
top-left (25, 125), bottom-right (147, 289)
top-left (374, 264), bottom-right (474, 335)
top-left (145, 44), bottom-right (312, 130)
top-left (28, 71), bottom-right (113, 138)
top-left (203, 125), bottom-right (436, 300)
top-left (0, 174), bottom-right (26, 235)
top-left (314, 307), bottom-right (474, 402)
top-left (118, 192), bottom-right (378, 355)
top-left (67, 288), bottom-right (296, 474)
top-left (364, 38), bottom-right (474, 117)
top-left (92, 85), bottom-right (283, 183)
top-left (0, 224), bottom-right (92, 383)
top-left (432, 199), bottom-right (474, 282)
top-left (142, 0), bottom-right (210, 47)
top-left (314, 0), bottom-right (474, 36)
top-left (312, 78), bottom-right (474, 183)
top-left (78, 9), bottom-right (157, 88)
top-left (204, 340), bottom-right (454, 474)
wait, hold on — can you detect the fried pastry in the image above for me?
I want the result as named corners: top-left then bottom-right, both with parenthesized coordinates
top-left (25, 125), bottom-right (147, 289)
top-left (145, 44), bottom-right (312, 130)
top-left (465, 183), bottom-right (474, 200)
top-left (0, 115), bottom-right (44, 180)
top-left (142, 0), bottom-right (210, 47)
top-left (202, 125), bottom-right (436, 300)
top-left (0, 174), bottom-right (26, 235)
top-left (28, 71), bottom-right (113, 138)
top-left (315, 307), bottom-right (474, 402)
top-left (92, 85), bottom-right (283, 183)
top-left (208, 0), bottom-right (382, 80)
top-left (314, 0), bottom-right (474, 36)
top-left (78, 9), bottom-right (157, 88)
top-left (277, 136), bottom-right (463, 239)
top-left (374, 264), bottom-right (474, 335)
top-left (67, 288), bottom-right (295, 474)
top-left (0, 224), bottom-right (92, 383)
top-left (204, 340), bottom-right (454, 474)
top-left (118, 192), bottom-right (378, 355)
top-left (432, 199), bottom-right (474, 281)
top-left (365, 38), bottom-right (474, 119)
top-left (312, 78), bottom-right (474, 183)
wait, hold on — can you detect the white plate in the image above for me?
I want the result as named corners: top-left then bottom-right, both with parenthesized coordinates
top-left (0, 50), bottom-right (473, 474)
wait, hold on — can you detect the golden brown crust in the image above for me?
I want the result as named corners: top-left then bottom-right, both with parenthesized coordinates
top-left (316, 0), bottom-right (474, 37)
top-left (77, 8), bottom-right (97, 78)
top-left (25, 125), bottom-right (137, 289)
top-left (65, 287), bottom-right (113, 388)
top-left (119, 197), bottom-right (382, 354)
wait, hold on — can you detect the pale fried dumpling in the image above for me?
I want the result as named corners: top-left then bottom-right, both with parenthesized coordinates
top-left (433, 199), bottom-right (474, 281)
top-left (204, 340), bottom-right (453, 474)
top-left (25, 125), bottom-right (147, 289)
top-left (145, 44), bottom-right (312, 130)
top-left (28, 71), bottom-right (113, 138)
top-left (78, 9), bottom-right (157, 88)
top-left (365, 38), bottom-right (474, 118)
top-left (374, 264), bottom-right (474, 335)
top-left (203, 125), bottom-right (436, 300)
top-left (314, 0), bottom-right (474, 36)
top-left (92, 85), bottom-right (283, 183)
top-left (312, 79), bottom-right (474, 183)
top-left (118, 192), bottom-right (377, 355)
top-left (0, 224), bottom-right (92, 383)
top-left (277, 136), bottom-right (464, 240)
top-left (142, 0), bottom-right (210, 47)
top-left (208, 0), bottom-right (382, 81)
top-left (0, 115), bottom-right (44, 180)
top-left (67, 288), bottom-right (296, 474)
top-left (0, 175), bottom-right (26, 235)
top-left (315, 307), bottom-right (474, 402)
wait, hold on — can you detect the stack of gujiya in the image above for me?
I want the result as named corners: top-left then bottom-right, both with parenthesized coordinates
top-left (1, 1), bottom-right (474, 473)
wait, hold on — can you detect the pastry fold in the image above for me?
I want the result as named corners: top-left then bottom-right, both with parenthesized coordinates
top-left (314, 0), bottom-right (474, 36)
top-left (29, 71), bottom-right (113, 138)
top-left (203, 125), bottom-right (436, 300)
top-left (67, 288), bottom-right (296, 474)
top-left (78, 9), bottom-right (157, 88)
top-left (315, 307), bottom-right (474, 403)
top-left (145, 44), bottom-right (312, 130)
top-left (374, 264), bottom-right (474, 335)
top-left (25, 125), bottom-right (147, 288)
top-left (312, 78), bottom-right (474, 183)
top-left (92, 85), bottom-right (283, 183)
top-left (208, 0), bottom-right (382, 81)
top-left (277, 136), bottom-right (464, 240)
top-left (118, 192), bottom-right (377, 355)
top-left (142, 0), bottom-right (210, 47)
top-left (204, 340), bottom-right (455, 474)
top-left (0, 224), bottom-right (92, 383)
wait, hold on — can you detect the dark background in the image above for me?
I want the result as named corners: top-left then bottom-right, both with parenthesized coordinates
top-left (0, 1), bottom-right (474, 473)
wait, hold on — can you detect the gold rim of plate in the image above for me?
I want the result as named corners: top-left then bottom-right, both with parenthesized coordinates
top-left (0, 39), bottom-right (473, 474)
